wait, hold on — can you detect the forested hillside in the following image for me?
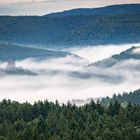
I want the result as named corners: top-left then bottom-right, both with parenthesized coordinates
top-left (0, 13), bottom-right (140, 47)
top-left (101, 89), bottom-right (140, 105)
top-left (89, 46), bottom-right (140, 68)
top-left (47, 4), bottom-right (140, 17)
top-left (0, 90), bottom-right (140, 140)
top-left (0, 44), bottom-right (68, 61)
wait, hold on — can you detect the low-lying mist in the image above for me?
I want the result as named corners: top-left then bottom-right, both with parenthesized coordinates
top-left (69, 44), bottom-right (140, 62)
top-left (0, 44), bottom-right (140, 103)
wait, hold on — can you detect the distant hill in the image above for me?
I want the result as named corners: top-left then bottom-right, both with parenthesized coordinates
top-left (88, 46), bottom-right (140, 68)
top-left (0, 4), bottom-right (140, 47)
top-left (47, 4), bottom-right (140, 17)
top-left (76, 46), bottom-right (140, 83)
top-left (0, 44), bottom-right (68, 61)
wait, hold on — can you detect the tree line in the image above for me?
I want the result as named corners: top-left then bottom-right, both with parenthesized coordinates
top-left (0, 92), bottom-right (140, 140)
top-left (0, 13), bottom-right (140, 47)
top-left (101, 89), bottom-right (140, 106)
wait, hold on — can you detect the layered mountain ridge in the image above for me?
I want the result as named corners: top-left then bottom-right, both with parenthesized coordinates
top-left (0, 4), bottom-right (140, 47)
top-left (0, 43), bottom-right (69, 61)
top-left (47, 4), bottom-right (140, 17)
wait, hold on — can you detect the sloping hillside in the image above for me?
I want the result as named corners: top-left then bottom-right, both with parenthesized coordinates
top-left (0, 44), bottom-right (68, 61)
top-left (0, 5), bottom-right (140, 47)
top-left (47, 4), bottom-right (140, 17)
top-left (89, 46), bottom-right (140, 68)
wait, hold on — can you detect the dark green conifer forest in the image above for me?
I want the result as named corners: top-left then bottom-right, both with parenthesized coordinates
top-left (0, 90), bottom-right (140, 140)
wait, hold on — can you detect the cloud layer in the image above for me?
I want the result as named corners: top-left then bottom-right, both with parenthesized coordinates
top-left (0, 44), bottom-right (140, 103)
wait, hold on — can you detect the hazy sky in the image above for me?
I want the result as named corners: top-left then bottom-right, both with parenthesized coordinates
top-left (0, 0), bottom-right (31, 4)
top-left (0, 0), bottom-right (140, 15)
top-left (1, 0), bottom-right (140, 5)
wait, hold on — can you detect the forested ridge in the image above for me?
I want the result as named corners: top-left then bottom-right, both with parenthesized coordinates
top-left (0, 90), bottom-right (140, 140)
top-left (90, 46), bottom-right (140, 68)
top-left (101, 89), bottom-right (140, 105)
top-left (47, 4), bottom-right (140, 17)
top-left (0, 13), bottom-right (140, 47)
top-left (0, 43), bottom-right (68, 61)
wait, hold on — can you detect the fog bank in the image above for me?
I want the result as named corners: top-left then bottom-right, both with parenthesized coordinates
top-left (0, 44), bottom-right (140, 103)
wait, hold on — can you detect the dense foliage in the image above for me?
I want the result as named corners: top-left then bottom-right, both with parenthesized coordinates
top-left (102, 89), bottom-right (140, 105)
top-left (0, 13), bottom-right (140, 47)
top-left (0, 91), bottom-right (140, 140)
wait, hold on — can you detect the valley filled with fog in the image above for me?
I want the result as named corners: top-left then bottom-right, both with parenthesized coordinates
top-left (0, 2), bottom-right (140, 140)
top-left (0, 44), bottom-right (140, 103)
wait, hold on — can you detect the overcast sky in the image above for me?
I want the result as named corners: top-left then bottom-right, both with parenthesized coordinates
top-left (0, 0), bottom-right (31, 4)
top-left (1, 0), bottom-right (140, 5)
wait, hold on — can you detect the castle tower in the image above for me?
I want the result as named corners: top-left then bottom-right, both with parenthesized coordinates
top-left (6, 60), bottom-right (15, 71)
